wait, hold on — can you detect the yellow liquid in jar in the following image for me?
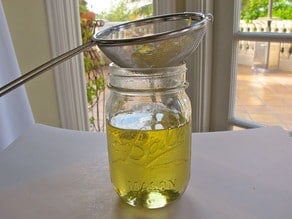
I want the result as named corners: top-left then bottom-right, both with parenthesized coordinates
top-left (106, 114), bottom-right (191, 209)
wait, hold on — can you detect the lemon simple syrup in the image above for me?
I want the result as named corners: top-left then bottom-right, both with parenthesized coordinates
top-left (106, 112), bottom-right (191, 209)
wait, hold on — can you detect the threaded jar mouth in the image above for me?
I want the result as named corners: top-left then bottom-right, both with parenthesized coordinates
top-left (109, 63), bottom-right (187, 76)
top-left (108, 63), bottom-right (187, 91)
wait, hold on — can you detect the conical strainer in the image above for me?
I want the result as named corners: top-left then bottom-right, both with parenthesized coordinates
top-left (94, 12), bottom-right (213, 68)
top-left (0, 12), bottom-right (212, 97)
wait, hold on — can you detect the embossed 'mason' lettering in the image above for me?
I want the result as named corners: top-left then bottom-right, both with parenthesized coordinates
top-left (128, 179), bottom-right (176, 191)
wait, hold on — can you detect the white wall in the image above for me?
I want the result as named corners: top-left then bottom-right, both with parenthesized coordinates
top-left (2, 0), bottom-right (61, 127)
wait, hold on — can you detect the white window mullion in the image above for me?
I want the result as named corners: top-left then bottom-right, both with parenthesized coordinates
top-left (186, 0), bottom-right (213, 132)
top-left (45, 0), bottom-right (89, 131)
top-left (208, 0), bottom-right (235, 131)
top-left (153, 0), bottom-right (176, 15)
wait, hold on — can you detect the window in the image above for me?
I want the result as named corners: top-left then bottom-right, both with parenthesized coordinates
top-left (232, 0), bottom-right (292, 130)
top-left (81, 0), bottom-right (153, 132)
top-left (210, 0), bottom-right (292, 132)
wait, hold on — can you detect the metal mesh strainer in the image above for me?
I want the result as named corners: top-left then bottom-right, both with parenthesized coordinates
top-left (94, 12), bottom-right (213, 68)
top-left (0, 12), bottom-right (212, 97)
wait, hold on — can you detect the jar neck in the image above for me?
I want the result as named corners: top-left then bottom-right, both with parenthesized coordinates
top-left (108, 63), bottom-right (187, 91)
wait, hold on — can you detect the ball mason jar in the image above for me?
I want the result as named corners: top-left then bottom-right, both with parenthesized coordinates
top-left (106, 63), bottom-right (192, 209)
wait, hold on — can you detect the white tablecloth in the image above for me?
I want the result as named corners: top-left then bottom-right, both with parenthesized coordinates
top-left (0, 124), bottom-right (291, 219)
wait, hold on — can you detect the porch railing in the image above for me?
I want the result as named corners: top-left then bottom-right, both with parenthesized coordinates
top-left (238, 19), bottom-right (292, 71)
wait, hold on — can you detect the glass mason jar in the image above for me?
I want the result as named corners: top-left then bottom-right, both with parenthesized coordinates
top-left (106, 63), bottom-right (192, 209)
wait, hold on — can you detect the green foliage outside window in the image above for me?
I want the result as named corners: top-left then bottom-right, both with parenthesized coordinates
top-left (241, 0), bottom-right (292, 21)
top-left (99, 0), bottom-right (152, 21)
top-left (80, 0), bottom-right (106, 132)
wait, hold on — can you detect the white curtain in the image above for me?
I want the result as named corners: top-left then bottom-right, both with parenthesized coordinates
top-left (0, 0), bottom-right (34, 151)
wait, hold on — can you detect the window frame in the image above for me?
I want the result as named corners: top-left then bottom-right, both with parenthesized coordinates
top-left (154, 0), bottom-right (214, 132)
top-left (230, 0), bottom-right (292, 129)
top-left (45, 0), bottom-right (89, 131)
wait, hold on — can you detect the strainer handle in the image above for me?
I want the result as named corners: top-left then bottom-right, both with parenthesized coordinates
top-left (0, 41), bottom-right (96, 97)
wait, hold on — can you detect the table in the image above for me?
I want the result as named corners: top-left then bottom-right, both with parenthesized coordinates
top-left (0, 124), bottom-right (291, 219)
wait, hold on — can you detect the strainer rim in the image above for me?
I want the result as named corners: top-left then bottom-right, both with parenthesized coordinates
top-left (93, 12), bottom-right (212, 46)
